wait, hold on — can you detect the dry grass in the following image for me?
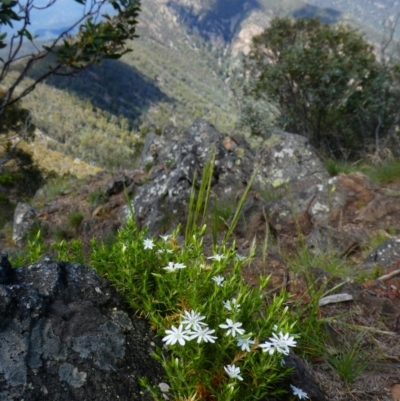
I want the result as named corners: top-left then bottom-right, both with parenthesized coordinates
top-left (21, 130), bottom-right (102, 179)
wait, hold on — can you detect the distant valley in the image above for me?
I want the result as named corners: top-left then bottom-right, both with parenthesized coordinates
top-left (8, 0), bottom-right (400, 171)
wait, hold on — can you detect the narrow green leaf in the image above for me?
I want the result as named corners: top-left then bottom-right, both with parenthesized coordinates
top-left (23, 29), bottom-right (33, 41)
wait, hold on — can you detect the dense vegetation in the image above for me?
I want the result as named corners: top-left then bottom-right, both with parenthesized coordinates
top-left (244, 17), bottom-right (400, 159)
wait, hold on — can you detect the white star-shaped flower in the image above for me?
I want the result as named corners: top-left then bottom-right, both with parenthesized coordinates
top-left (290, 385), bottom-right (309, 399)
top-left (224, 364), bottom-right (243, 381)
top-left (223, 298), bottom-right (241, 312)
top-left (163, 262), bottom-right (176, 272)
top-left (212, 275), bottom-right (224, 286)
top-left (219, 319), bottom-right (245, 337)
top-left (163, 262), bottom-right (186, 272)
top-left (143, 238), bottom-right (155, 250)
top-left (236, 336), bottom-right (255, 352)
top-left (189, 326), bottom-right (217, 343)
top-left (207, 254), bottom-right (225, 261)
top-left (162, 324), bottom-right (191, 346)
top-left (160, 234), bottom-right (171, 242)
top-left (259, 331), bottom-right (297, 355)
top-left (180, 310), bottom-right (207, 331)
top-left (259, 340), bottom-right (275, 355)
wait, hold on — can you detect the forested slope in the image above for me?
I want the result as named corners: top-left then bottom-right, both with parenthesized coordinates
top-left (7, 0), bottom-right (395, 171)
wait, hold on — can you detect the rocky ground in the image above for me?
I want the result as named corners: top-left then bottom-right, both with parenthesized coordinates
top-left (2, 119), bottom-right (400, 400)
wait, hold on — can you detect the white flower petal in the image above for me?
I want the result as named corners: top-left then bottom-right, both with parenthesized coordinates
top-left (189, 327), bottom-right (217, 343)
top-left (143, 238), bottom-right (155, 249)
top-left (290, 384), bottom-right (309, 399)
top-left (212, 275), bottom-right (224, 286)
top-left (219, 319), bottom-right (245, 337)
top-left (180, 310), bottom-right (207, 331)
top-left (224, 364), bottom-right (243, 381)
top-left (162, 324), bottom-right (191, 346)
top-left (237, 336), bottom-right (255, 352)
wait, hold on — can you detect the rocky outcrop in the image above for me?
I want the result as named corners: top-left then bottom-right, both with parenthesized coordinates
top-left (122, 119), bottom-right (256, 234)
top-left (0, 255), bottom-right (164, 401)
top-left (117, 120), bottom-right (400, 256)
top-left (265, 173), bottom-right (371, 252)
top-left (12, 119), bottom-right (400, 261)
top-left (124, 119), bottom-right (328, 237)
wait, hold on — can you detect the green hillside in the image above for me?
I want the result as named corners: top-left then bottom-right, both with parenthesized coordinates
top-left (10, 2), bottom-right (240, 170)
top-left (5, 0), bottom-right (396, 171)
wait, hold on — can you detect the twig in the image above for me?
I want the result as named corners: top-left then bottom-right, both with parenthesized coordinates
top-left (377, 269), bottom-right (400, 281)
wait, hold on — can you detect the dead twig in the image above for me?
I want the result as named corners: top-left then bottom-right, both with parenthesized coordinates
top-left (377, 269), bottom-right (400, 281)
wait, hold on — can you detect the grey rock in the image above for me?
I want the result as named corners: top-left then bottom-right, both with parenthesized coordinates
top-left (0, 258), bottom-right (164, 401)
top-left (126, 120), bottom-right (400, 257)
top-left (124, 120), bottom-right (325, 237)
top-left (265, 173), bottom-right (386, 254)
top-left (255, 131), bottom-right (329, 191)
top-left (364, 236), bottom-right (400, 269)
top-left (58, 363), bottom-right (87, 389)
top-left (123, 120), bottom-right (235, 235)
top-left (12, 202), bottom-right (38, 246)
top-left (306, 226), bottom-right (367, 256)
top-left (265, 182), bottom-right (319, 237)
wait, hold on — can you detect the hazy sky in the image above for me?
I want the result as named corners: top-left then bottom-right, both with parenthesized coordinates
top-left (2, 0), bottom-right (114, 39)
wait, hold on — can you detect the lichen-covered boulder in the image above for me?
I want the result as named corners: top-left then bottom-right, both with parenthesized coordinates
top-left (0, 256), bottom-right (164, 401)
top-left (12, 202), bottom-right (38, 246)
top-left (123, 119), bottom-right (257, 235)
top-left (123, 120), bottom-right (328, 237)
top-left (255, 131), bottom-right (329, 191)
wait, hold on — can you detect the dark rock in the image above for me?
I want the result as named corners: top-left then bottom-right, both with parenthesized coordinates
top-left (265, 182), bottom-right (318, 238)
top-left (105, 174), bottom-right (133, 197)
top-left (284, 353), bottom-right (327, 401)
top-left (124, 119), bottom-right (243, 235)
top-left (0, 258), bottom-right (164, 401)
top-left (0, 252), bottom-right (14, 284)
top-left (233, 192), bottom-right (270, 240)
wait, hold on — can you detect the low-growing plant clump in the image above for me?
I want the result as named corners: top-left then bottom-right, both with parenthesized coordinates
top-left (89, 221), bottom-right (307, 400)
